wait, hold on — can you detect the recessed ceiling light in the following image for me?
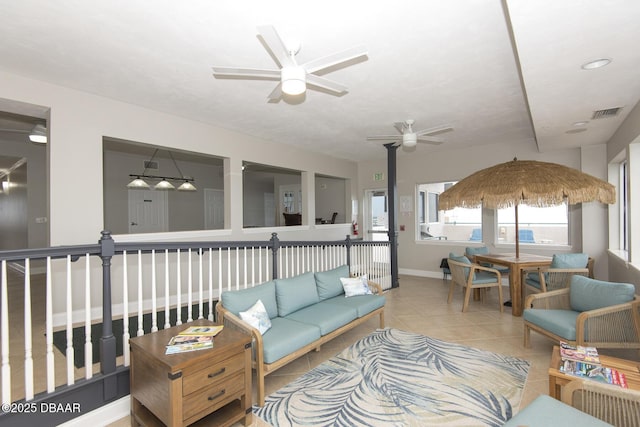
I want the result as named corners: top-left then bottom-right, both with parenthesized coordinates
top-left (581, 58), bottom-right (611, 70)
top-left (565, 128), bottom-right (587, 134)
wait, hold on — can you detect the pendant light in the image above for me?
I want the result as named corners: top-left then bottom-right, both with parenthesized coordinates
top-left (127, 149), bottom-right (197, 191)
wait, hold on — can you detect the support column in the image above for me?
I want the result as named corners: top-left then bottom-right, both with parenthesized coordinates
top-left (385, 144), bottom-right (399, 288)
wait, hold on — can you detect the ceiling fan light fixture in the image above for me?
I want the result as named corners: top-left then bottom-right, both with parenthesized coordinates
top-left (403, 133), bottom-right (417, 147)
top-left (29, 124), bottom-right (47, 144)
top-left (281, 66), bottom-right (306, 95)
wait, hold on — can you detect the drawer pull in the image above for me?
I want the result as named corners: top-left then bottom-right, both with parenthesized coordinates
top-left (208, 389), bottom-right (225, 401)
top-left (208, 367), bottom-right (226, 378)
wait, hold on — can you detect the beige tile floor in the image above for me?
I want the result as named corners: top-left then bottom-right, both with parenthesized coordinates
top-left (108, 273), bottom-right (636, 427)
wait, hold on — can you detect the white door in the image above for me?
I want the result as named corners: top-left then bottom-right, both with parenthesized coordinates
top-left (364, 189), bottom-right (388, 241)
top-left (204, 188), bottom-right (224, 229)
top-left (128, 190), bottom-right (168, 233)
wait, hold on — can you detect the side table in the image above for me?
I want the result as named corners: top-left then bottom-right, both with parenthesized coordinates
top-left (548, 345), bottom-right (640, 400)
top-left (129, 319), bottom-right (252, 426)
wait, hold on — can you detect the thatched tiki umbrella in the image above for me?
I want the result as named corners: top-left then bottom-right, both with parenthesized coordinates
top-left (438, 158), bottom-right (615, 258)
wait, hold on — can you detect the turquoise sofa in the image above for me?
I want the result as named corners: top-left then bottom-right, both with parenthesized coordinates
top-left (216, 265), bottom-right (386, 406)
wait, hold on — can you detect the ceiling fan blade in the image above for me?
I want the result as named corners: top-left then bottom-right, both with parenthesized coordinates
top-left (257, 25), bottom-right (295, 68)
top-left (267, 83), bottom-right (283, 102)
top-left (416, 136), bottom-right (445, 145)
top-left (366, 135), bottom-right (401, 141)
top-left (415, 124), bottom-right (454, 137)
top-left (393, 122), bottom-right (407, 134)
top-left (302, 46), bottom-right (368, 74)
top-left (0, 128), bottom-right (29, 133)
top-left (306, 74), bottom-right (348, 95)
top-left (212, 67), bottom-right (281, 80)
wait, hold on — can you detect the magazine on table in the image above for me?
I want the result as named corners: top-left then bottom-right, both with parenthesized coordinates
top-left (560, 359), bottom-right (628, 388)
top-left (559, 341), bottom-right (601, 364)
top-left (177, 325), bottom-right (224, 336)
top-left (165, 327), bottom-right (221, 354)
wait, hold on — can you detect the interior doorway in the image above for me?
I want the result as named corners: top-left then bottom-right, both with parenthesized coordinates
top-left (128, 189), bottom-right (168, 233)
top-left (364, 189), bottom-right (388, 241)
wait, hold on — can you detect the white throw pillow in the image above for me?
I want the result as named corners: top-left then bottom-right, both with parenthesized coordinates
top-left (340, 275), bottom-right (372, 297)
top-left (239, 299), bottom-right (272, 335)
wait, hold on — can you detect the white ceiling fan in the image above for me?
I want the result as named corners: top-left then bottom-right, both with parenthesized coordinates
top-left (367, 120), bottom-right (453, 148)
top-left (212, 25), bottom-right (368, 102)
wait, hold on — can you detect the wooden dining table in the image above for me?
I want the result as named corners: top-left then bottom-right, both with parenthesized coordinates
top-left (473, 252), bottom-right (552, 316)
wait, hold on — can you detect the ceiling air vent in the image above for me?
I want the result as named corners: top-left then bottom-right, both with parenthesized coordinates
top-left (591, 107), bottom-right (623, 119)
top-left (144, 160), bottom-right (158, 170)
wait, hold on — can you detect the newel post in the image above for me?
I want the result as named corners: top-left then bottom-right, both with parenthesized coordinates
top-left (270, 232), bottom-right (280, 280)
top-left (99, 230), bottom-right (117, 398)
top-left (345, 235), bottom-right (352, 271)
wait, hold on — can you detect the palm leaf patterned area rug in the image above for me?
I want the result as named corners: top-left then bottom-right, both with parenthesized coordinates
top-left (254, 328), bottom-right (530, 427)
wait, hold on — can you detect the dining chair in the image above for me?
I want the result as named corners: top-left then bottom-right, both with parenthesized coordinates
top-left (465, 246), bottom-right (509, 274)
top-left (447, 254), bottom-right (503, 312)
top-left (522, 253), bottom-right (590, 295)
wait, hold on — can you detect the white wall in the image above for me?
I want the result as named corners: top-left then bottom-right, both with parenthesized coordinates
top-left (0, 70), bottom-right (358, 246)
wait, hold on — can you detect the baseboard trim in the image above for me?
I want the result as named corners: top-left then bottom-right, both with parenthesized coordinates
top-left (58, 396), bottom-right (130, 427)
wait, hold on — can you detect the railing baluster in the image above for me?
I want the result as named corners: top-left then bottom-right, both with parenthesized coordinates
top-left (1, 260), bottom-right (10, 404)
top-left (122, 251), bottom-right (130, 366)
top-left (45, 257), bottom-right (54, 391)
top-left (187, 248), bottom-right (193, 323)
top-left (150, 250), bottom-right (158, 333)
top-left (65, 255), bottom-right (74, 385)
top-left (208, 248), bottom-right (213, 321)
top-left (176, 249), bottom-right (182, 326)
top-left (84, 254), bottom-right (92, 379)
top-left (137, 250), bottom-right (144, 337)
top-left (164, 250), bottom-right (170, 329)
top-left (198, 248), bottom-right (203, 319)
top-left (24, 258), bottom-right (34, 400)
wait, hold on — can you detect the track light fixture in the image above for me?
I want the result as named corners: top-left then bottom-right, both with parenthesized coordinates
top-left (127, 149), bottom-right (197, 192)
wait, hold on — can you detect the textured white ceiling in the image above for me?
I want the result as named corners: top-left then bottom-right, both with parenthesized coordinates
top-left (0, 0), bottom-right (638, 161)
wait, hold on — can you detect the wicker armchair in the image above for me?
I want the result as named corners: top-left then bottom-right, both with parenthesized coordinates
top-left (562, 379), bottom-right (640, 427)
top-left (447, 257), bottom-right (503, 312)
top-left (522, 266), bottom-right (589, 294)
top-left (523, 276), bottom-right (640, 351)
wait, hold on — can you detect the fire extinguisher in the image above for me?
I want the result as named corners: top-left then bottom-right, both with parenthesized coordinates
top-left (352, 221), bottom-right (358, 235)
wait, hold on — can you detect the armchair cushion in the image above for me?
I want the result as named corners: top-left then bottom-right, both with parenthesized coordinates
top-left (275, 272), bottom-right (320, 316)
top-left (523, 309), bottom-right (581, 341)
top-left (551, 253), bottom-right (589, 269)
top-left (221, 280), bottom-right (278, 319)
top-left (314, 264), bottom-right (350, 300)
top-left (449, 253), bottom-right (474, 280)
top-left (570, 275), bottom-right (635, 312)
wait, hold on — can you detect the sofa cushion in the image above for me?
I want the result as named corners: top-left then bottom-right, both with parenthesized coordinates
top-left (551, 253), bottom-right (589, 269)
top-left (315, 265), bottom-right (350, 300)
top-left (261, 317), bottom-right (321, 364)
top-left (285, 301), bottom-right (358, 335)
top-left (239, 299), bottom-right (272, 335)
top-left (275, 272), bottom-right (320, 317)
top-left (323, 294), bottom-right (386, 317)
top-left (570, 275), bottom-right (635, 312)
top-left (523, 309), bottom-right (580, 341)
top-left (221, 280), bottom-right (278, 319)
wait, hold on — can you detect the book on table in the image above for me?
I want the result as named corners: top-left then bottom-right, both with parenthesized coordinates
top-left (177, 325), bottom-right (224, 336)
top-left (559, 341), bottom-right (600, 364)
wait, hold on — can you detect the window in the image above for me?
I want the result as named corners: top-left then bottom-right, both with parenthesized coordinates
top-left (496, 203), bottom-right (568, 245)
top-left (416, 182), bottom-right (481, 241)
top-left (620, 160), bottom-right (629, 253)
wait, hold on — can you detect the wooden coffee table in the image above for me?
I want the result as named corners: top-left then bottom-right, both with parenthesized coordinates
top-left (548, 345), bottom-right (640, 400)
